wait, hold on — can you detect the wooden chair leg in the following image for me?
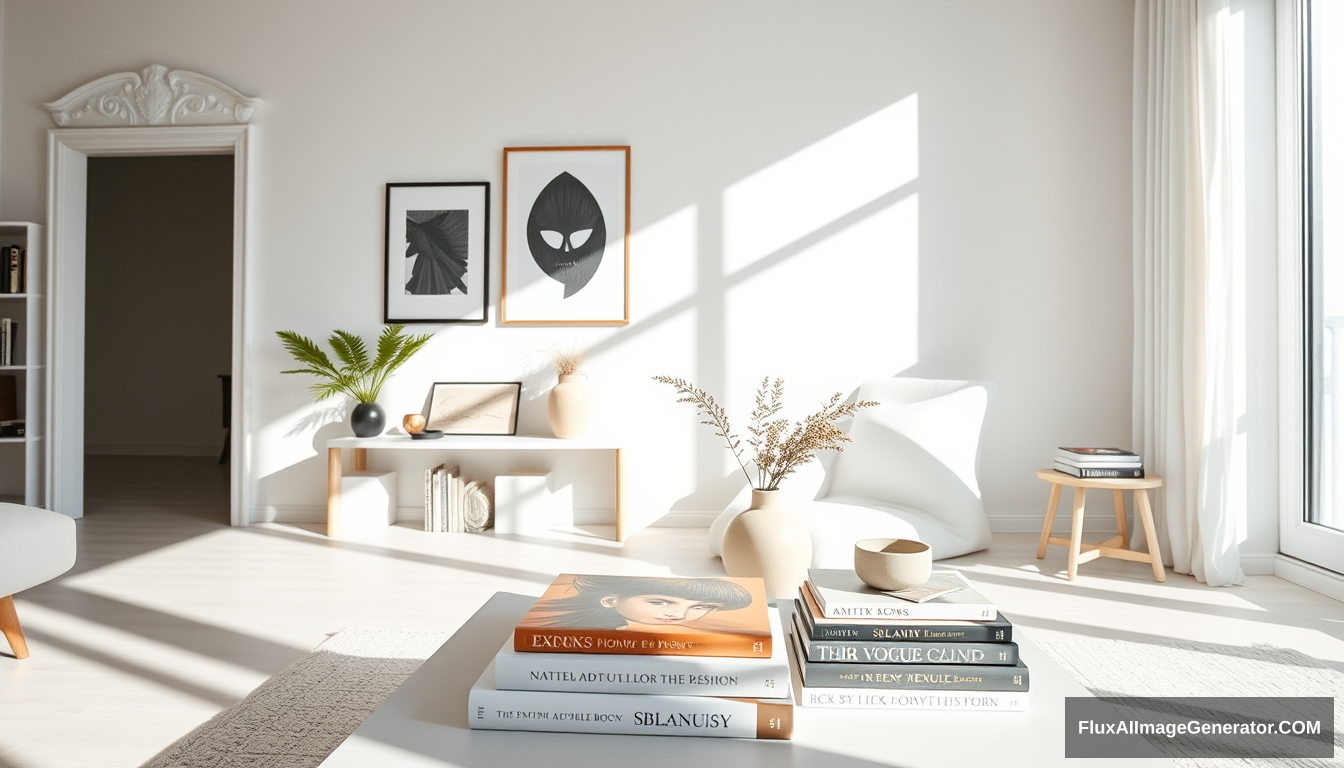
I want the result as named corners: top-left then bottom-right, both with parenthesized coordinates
top-left (0, 595), bottom-right (30, 659)
top-left (1112, 489), bottom-right (1129, 549)
top-left (1135, 489), bottom-right (1166, 582)
top-left (1037, 482), bottom-right (1062, 559)
top-left (1066, 487), bottom-right (1087, 581)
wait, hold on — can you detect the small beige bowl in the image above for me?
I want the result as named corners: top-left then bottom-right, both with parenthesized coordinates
top-left (854, 538), bottom-right (932, 592)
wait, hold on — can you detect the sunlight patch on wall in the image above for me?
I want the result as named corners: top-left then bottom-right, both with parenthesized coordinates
top-left (723, 194), bottom-right (919, 409)
top-left (723, 94), bottom-right (918, 274)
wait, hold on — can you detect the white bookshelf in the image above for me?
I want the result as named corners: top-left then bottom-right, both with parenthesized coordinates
top-left (0, 222), bottom-right (45, 507)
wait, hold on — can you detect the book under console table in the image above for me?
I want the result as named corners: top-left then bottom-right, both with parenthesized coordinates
top-left (326, 435), bottom-right (627, 541)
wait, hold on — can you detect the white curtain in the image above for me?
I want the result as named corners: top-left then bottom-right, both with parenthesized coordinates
top-left (1133, 0), bottom-right (1247, 587)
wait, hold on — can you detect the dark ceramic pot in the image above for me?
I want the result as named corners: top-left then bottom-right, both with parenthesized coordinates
top-left (350, 402), bottom-right (386, 438)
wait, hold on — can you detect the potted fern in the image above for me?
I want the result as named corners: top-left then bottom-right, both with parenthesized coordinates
top-left (277, 324), bottom-right (433, 437)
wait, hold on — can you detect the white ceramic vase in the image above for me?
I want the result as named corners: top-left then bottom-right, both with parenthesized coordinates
top-left (720, 489), bottom-right (813, 600)
top-left (548, 374), bottom-right (591, 439)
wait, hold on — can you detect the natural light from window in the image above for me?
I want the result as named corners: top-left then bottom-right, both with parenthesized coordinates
top-left (1309, 0), bottom-right (1344, 531)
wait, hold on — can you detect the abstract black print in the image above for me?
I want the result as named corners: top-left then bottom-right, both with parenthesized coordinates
top-left (384, 182), bottom-right (489, 324)
top-left (405, 209), bottom-right (469, 295)
top-left (526, 172), bottom-right (606, 298)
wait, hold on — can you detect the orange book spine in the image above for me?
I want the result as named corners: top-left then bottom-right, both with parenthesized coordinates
top-left (513, 627), bottom-right (771, 658)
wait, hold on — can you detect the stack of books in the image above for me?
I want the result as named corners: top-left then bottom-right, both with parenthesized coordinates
top-left (0, 317), bottom-right (18, 366)
top-left (1053, 446), bottom-right (1144, 479)
top-left (790, 569), bottom-right (1029, 712)
top-left (0, 245), bottom-right (25, 295)
top-left (469, 573), bottom-right (794, 739)
top-left (423, 464), bottom-right (492, 532)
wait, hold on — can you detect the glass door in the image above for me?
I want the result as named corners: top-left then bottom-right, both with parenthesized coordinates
top-left (1289, 0), bottom-right (1344, 572)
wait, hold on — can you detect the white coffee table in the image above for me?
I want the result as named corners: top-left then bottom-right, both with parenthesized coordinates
top-left (319, 592), bottom-right (1174, 767)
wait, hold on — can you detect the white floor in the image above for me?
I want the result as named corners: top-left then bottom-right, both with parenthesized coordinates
top-left (2, 457), bottom-right (1343, 768)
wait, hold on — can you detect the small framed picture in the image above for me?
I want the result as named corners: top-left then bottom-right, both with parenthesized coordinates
top-left (502, 146), bottom-right (629, 325)
top-left (426, 382), bottom-right (521, 435)
top-left (384, 182), bottom-right (490, 324)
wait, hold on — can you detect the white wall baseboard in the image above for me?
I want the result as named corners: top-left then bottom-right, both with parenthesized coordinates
top-left (987, 511), bottom-right (1122, 534)
top-left (257, 505), bottom-right (617, 527)
top-left (1239, 553), bottom-right (1278, 575)
top-left (1274, 554), bottom-right (1344, 603)
top-left (653, 510), bottom-right (720, 528)
top-left (87, 443), bottom-right (221, 457)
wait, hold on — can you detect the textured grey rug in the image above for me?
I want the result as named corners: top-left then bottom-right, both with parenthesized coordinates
top-left (140, 628), bottom-right (449, 768)
top-left (1037, 637), bottom-right (1344, 768)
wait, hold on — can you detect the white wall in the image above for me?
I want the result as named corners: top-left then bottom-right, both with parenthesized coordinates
top-left (1, 0), bottom-right (1138, 532)
top-left (83, 155), bottom-right (233, 456)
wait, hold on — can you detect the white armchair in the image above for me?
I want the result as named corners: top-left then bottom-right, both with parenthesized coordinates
top-left (709, 377), bottom-right (994, 567)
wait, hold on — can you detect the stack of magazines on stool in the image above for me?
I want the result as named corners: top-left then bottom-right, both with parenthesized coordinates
top-left (1053, 446), bottom-right (1145, 479)
top-left (790, 568), bottom-right (1029, 711)
top-left (469, 573), bottom-right (794, 739)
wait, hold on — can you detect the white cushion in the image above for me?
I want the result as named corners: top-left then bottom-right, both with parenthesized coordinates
top-left (708, 378), bottom-right (993, 563)
top-left (0, 503), bottom-right (76, 596)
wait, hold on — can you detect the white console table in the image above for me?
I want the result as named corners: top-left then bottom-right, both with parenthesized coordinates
top-left (326, 435), bottom-right (627, 541)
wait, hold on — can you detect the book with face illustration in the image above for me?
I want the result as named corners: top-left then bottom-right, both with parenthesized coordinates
top-left (514, 574), bottom-right (773, 657)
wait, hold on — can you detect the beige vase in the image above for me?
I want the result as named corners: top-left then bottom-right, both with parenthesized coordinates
top-left (548, 374), bottom-right (591, 439)
top-left (721, 489), bottom-right (813, 600)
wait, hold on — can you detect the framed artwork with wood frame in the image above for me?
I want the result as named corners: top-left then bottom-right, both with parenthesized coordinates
top-left (425, 382), bottom-right (521, 435)
top-left (384, 181), bottom-right (490, 324)
top-left (501, 146), bottom-right (630, 325)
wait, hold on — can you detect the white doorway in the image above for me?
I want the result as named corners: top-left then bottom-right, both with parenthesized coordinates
top-left (47, 126), bottom-right (253, 524)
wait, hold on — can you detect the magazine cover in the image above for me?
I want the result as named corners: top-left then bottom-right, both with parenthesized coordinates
top-left (514, 574), bottom-right (772, 657)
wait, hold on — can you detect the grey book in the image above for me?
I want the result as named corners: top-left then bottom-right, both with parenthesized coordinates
top-left (806, 569), bottom-right (996, 621)
top-left (790, 629), bottom-right (1029, 691)
top-left (791, 612), bottom-right (1018, 665)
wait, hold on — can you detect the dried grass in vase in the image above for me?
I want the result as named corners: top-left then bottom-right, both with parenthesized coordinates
top-left (653, 375), bottom-right (877, 491)
top-left (547, 345), bottom-right (586, 377)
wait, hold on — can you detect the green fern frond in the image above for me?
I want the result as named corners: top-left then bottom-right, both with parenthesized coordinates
top-left (276, 332), bottom-right (340, 378)
top-left (278, 325), bottom-right (432, 406)
top-left (329, 331), bottom-right (370, 373)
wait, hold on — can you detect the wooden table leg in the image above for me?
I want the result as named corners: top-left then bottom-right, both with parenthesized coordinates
top-left (614, 448), bottom-right (626, 543)
top-left (1066, 487), bottom-right (1087, 581)
top-left (354, 448), bottom-right (367, 472)
top-left (1135, 489), bottom-right (1166, 582)
top-left (327, 447), bottom-right (342, 539)
top-left (1037, 482), bottom-right (1062, 559)
top-left (0, 595), bottom-right (30, 659)
top-left (1112, 489), bottom-right (1129, 548)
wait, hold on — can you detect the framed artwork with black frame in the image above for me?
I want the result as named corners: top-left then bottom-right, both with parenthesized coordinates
top-left (501, 146), bottom-right (630, 325)
top-left (425, 382), bottom-right (521, 436)
top-left (384, 181), bottom-right (490, 324)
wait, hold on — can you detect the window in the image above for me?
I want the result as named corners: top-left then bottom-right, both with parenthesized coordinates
top-left (1288, 0), bottom-right (1344, 572)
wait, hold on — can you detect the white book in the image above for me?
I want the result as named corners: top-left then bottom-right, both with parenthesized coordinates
top-left (423, 464), bottom-right (440, 532)
top-left (447, 466), bottom-right (462, 533)
top-left (430, 465), bottom-right (444, 532)
top-left (470, 641), bottom-right (794, 739)
top-left (493, 608), bottom-right (790, 698)
top-left (1055, 447), bottom-right (1141, 463)
top-left (437, 465), bottom-right (451, 533)
top-left (806, 570), bottom-right (996, 621)
top-left (788, 632), bottom-right (1026, 711)
top-left (1054, 455), bottom-right (1142, 469)
top-left (451, 472), bottom-right (465, 533)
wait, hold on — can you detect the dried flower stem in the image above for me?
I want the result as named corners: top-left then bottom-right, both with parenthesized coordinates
top-left (654, 375), bottom-right (878, 491)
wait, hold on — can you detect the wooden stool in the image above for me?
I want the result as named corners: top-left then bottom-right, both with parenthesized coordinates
top-left (1034, 469), bottom-right (1166, 582)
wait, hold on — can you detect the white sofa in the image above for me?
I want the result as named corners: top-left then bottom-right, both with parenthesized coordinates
top-left (0, 503), bottom-right (76, 659)
top-left (709, 377), bottom-right (994, 568)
